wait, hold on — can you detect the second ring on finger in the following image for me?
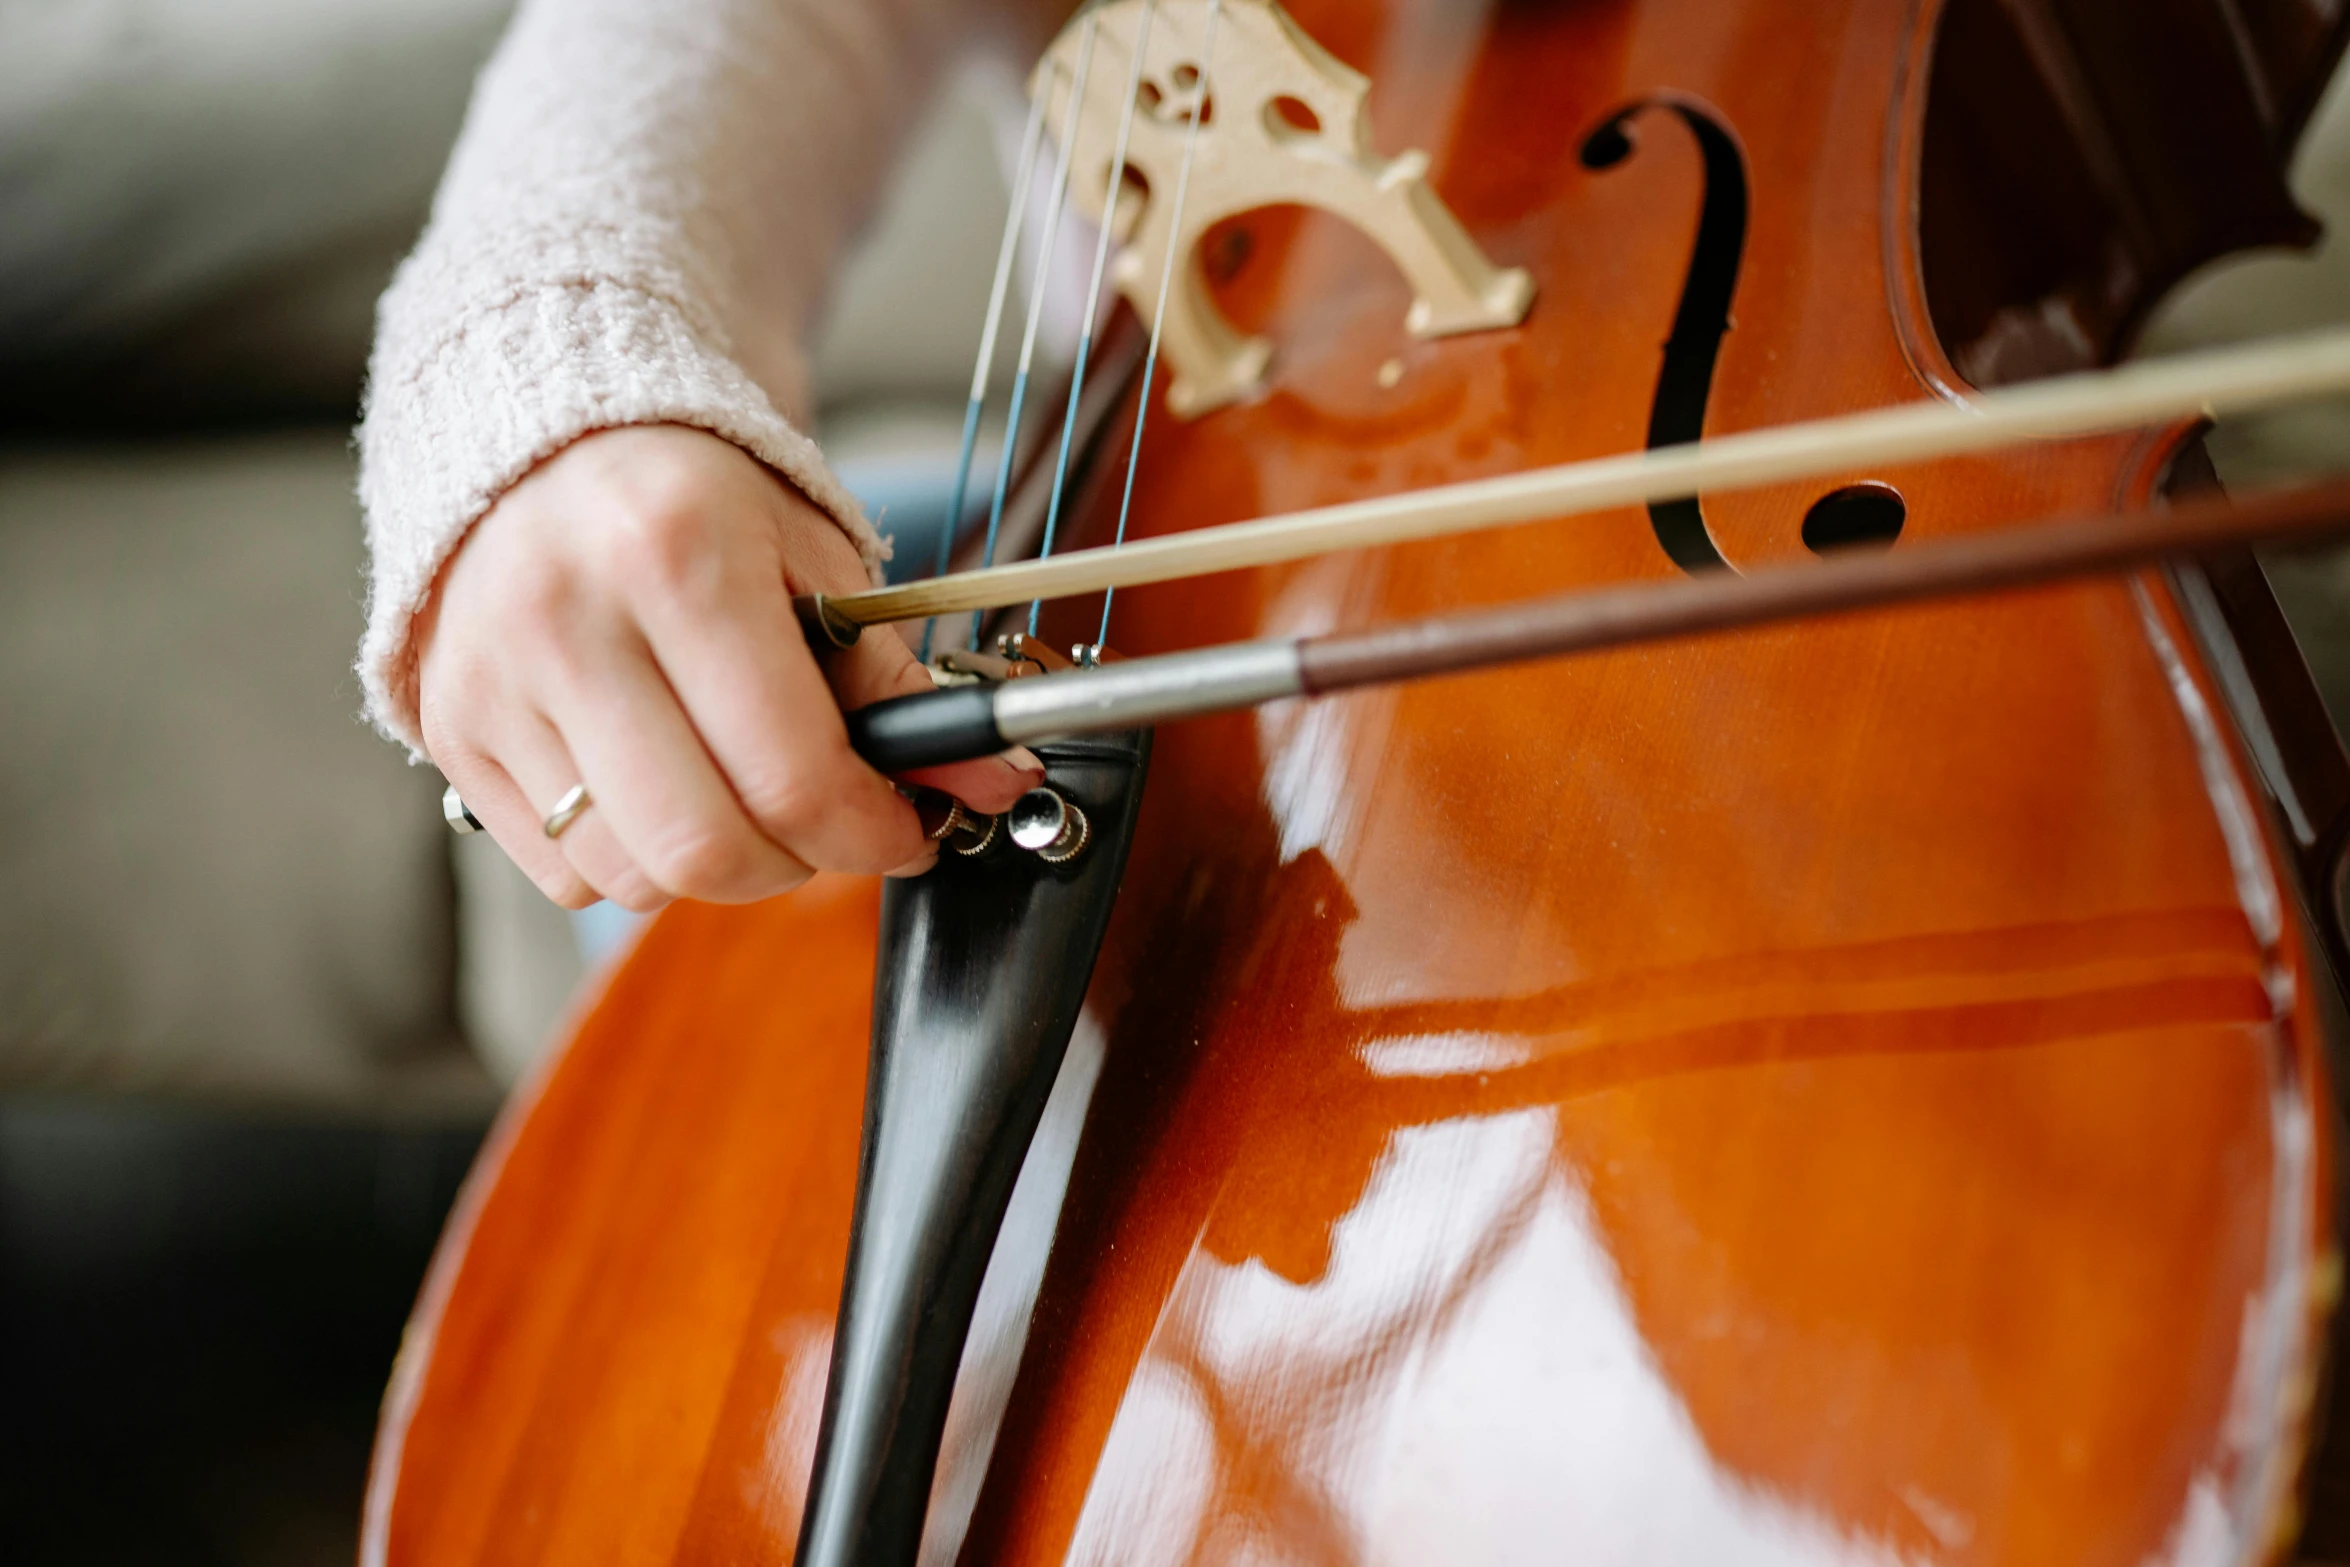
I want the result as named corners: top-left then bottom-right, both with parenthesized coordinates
top-left (498, 730), bottom-right (671, 911)
top-left (543, 783), bottom-right (594, 840)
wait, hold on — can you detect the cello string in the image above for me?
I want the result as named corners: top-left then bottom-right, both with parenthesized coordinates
top-left (1027, 0), bottom-right (1158, 639)
top-left (813, 322), bottom-right (2350, 627)
top-left (968, 10), bottom-right (1100, 650)
top-left (1098, 0), bottom-right (1225, 649)
top-left (918, 57), bottom-right (1054, 661)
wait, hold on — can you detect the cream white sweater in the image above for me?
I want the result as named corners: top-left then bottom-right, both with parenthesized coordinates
top-left (357, 0), bottom-right (997, 754)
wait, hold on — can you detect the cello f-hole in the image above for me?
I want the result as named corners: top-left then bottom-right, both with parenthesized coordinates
top-left (1802, 482), bottom-right (1909, 552)
top-left (1582, 98), bottom-right (1751, 574)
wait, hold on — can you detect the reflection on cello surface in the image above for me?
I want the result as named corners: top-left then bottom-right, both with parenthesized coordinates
top-left (366, 0), bottom-right (2350, 1563)
top-left (963, 808), bottom-right (2299, 1564)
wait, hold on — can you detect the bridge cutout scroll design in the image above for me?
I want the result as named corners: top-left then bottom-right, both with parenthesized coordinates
top-left (1035, 0), bottom-right (1536, 418)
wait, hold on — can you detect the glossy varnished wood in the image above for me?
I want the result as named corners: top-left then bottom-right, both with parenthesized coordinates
top-left (369, 1), bottom-right (2345, 1562)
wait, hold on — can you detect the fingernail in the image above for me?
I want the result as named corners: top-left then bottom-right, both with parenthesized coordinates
top-left (886, 848), bottom-right (940, 880)
top-left (999, 745), bottom-right (1045, 781)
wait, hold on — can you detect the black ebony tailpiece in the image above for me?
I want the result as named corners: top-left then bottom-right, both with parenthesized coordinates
top-left (793, 728), bottom-right (1151, 1567)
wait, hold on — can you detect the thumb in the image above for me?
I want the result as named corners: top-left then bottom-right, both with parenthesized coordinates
top-left (830, 620), bottom-right (1043, 814)
top-left (769, 480), bottom-right (1042, 813)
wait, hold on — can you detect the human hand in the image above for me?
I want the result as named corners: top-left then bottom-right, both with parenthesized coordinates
top-left (417, 424), bottom-right (1041, 911)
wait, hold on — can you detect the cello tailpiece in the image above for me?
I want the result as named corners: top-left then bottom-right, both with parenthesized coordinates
top-left (793, 726), bottom-right (1153, 1567)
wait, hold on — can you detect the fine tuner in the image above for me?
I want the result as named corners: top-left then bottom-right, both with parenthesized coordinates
top-left (915, 785), bottom-right (1092, 865)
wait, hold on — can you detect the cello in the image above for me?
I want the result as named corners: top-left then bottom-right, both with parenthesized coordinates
top-left (374, 1), bottom-right (2350, 1563)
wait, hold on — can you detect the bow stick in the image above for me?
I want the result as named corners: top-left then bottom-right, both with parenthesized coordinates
top-left (844, 477), bottom-right (2350, 770)
top-left (800, 324), bottom-right (2350, 638)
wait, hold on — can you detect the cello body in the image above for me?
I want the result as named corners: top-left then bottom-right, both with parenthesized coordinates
top-left (367, 1), bottom-right (2350, 1563)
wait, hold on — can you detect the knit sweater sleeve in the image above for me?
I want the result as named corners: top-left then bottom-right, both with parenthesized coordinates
top-left (356, 0), bottom-right (976, 755)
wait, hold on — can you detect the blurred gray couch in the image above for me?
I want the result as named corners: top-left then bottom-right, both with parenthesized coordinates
top-left (0, 0), bottom-right (1025, 1110)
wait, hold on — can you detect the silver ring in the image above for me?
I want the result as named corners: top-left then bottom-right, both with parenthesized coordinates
top-left (442, 785), bottom-right (482, 836)
top-left (542, 783), bottom-right (593, 840)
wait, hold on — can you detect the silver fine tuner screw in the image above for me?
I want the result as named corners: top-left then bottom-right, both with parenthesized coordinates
top-left (927, 797), bottom-right (1001, 857)
top-left (950, 812), bottom-right (1001, 857)
top-left (1007, 786), bottom-right (1090, 864)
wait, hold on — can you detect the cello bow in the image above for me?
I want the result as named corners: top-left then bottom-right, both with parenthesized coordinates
top-left (843, 478), bottom-right (2350, 771)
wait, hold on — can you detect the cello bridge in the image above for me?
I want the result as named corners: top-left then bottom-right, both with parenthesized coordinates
top-left (1035, 0), bottom-right (1534, 419)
